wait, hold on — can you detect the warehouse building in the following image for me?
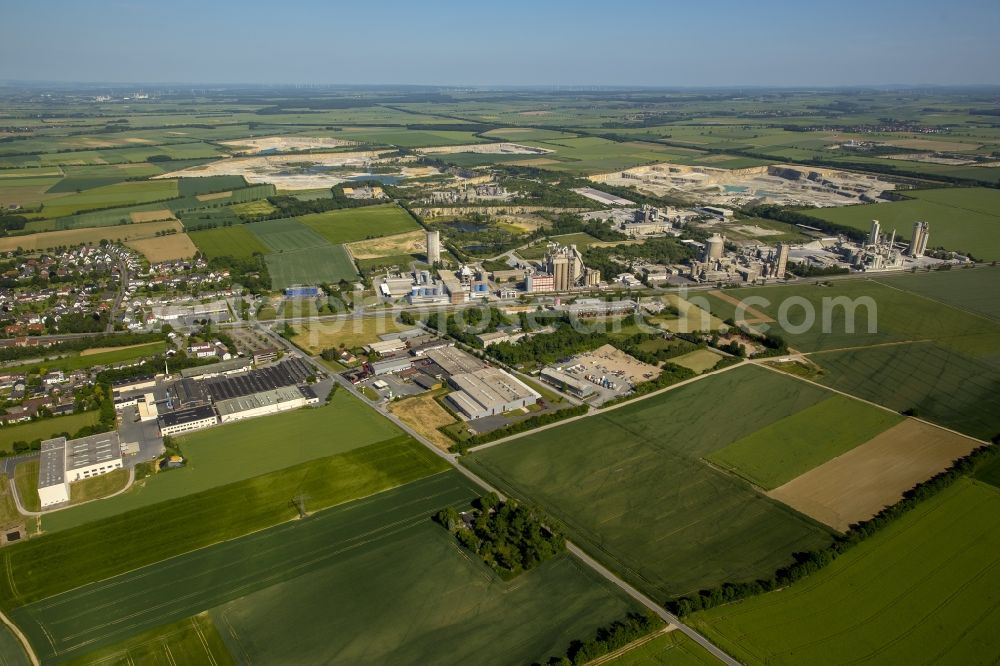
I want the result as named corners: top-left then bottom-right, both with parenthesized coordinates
top-left (369, 356), bottom-right (413, 375)
top-left (540, 367), bottom-right (595, 398)
top-left (445, 367), bottom-right (540, 420)
top-left (215, 385), bottom-right (319, 423)
top-left (37, 432), bottom-right (124, 508)
top-left (425, 346), bottom-right (485, 375)
top-left (158, 404), bottom-right (219, 436)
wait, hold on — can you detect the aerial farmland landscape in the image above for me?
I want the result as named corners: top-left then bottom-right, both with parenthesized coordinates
top-left (0, 1), bottom-right (998, 664)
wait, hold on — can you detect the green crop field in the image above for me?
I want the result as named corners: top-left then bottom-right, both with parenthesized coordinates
top-left (1, 435), bottom-right (448, 609)
top-left (43, 391), bottom-right (400, 532)
top-left (806, 188), bottom-right (1000, 260)
top-left (189, 225), bottom-right (270, 259)
top-left (12, 472), bottom-right (644, 665)
top-left (466, 365), bottom-right (834, 600)
top-left (0, 623), bottom-right (30, 666)
top-left (606, 630), bottom-right (720, 666)
top-left (974, 455), bottom-right (1000, 488)
top-left (62, 614), bottom-right (233, 666)
top-left (811, 341), bottom-right (1000, 441)
top-left (177, 175), bottom-right (247, 196)
top-left (247, 218), bottom-right (329, 251)
top-left (874, 266), bottom-right (1000, 321)
top-left (36, 180), bottom-right (179, 219)
top-left (265, 245), bottom-right (358, 289)
top-left (708, 394), bottom-right (903, 489)
top-left (0, 412), bottom-right (99, 454)
top-left (296, 204), bottom-right (420, 244)
top-left (689, 479), bottom-right (1000, 665)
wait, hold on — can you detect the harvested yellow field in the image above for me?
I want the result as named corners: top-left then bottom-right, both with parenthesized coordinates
top-left (80, 341), bottom-right (164, 357)
top-left (291, 318), bottom-right (411, 354)
top-left (0, 220), bottom-right (182, 253)
top-left (670, 348), bottom-right (723, 373)
top-left (196, 190), bottom-right (232, 202)
top-left (347, 230), bottom-right (425, 259)
top-left (768, 419), bottom-right (981, 531)
top-left (388, 393), bottom-right (456, 451)
top-left (126, 233), bottom-right (198, 262)
top-left (129, 209), bottom-right (178, 223)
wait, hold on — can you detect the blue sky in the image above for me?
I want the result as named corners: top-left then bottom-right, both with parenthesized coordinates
top-left (3, 0), bottom-right (999, 86)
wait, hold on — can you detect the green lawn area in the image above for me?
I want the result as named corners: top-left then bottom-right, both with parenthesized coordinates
top-left (41, 391), bottom-right (400, 533)
top-left (296, 204), bottom-right (420, 245)
top-left (806, 187), bottom-right (1000, 260)
top-left (606, 630), bottom-right (720, 666)
top-left (873, 266), bottom-right (1000, 321)
top-left (189, 225), bottom-right (270, 259)
top-left (264, 244), bottom-right (358, 290)
top-left (0, 412), bottom-right (99, 454)
top-left (13, 461), bottom-right (40, 513)
top-left (465, 365), bottom-right (834, 600)
top-left (12, 472), bottom-right (646, 666)
top-left (708, 394), bottom-right (903, 489)
top-left (63, 614), bottom-right (233, 666)
top-left (1, 435), bottom-right (448, 609)
top-left (68, 467), bottom-right (130, 504)
top-left (669, 349), bottom-right (723, 374)
top-left (689, 478), bottom-right (1000, 665)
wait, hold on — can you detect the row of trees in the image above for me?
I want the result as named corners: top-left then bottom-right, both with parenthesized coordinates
top-left (665, 443), bottom-right (1000, 616)
top-left (540, 612), bottom-right (660, 665)
top-left (433, 493), bottom-right (565, 578)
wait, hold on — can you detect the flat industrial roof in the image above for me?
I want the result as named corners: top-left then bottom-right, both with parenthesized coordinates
top-left (200, 358), bottom-right (313, 401)
top-left (425, 346), bottom-right (485, 376)
top-left (214, 385), bottom-right (305, 417)
top-left (64, 431), bottom-right (122, 472)
top-left (159, 404), bottom-right (217, 428)
top-left (450, 367), bottom-right (539, 410)
top-left (39, 437), bottom-right (66, 488)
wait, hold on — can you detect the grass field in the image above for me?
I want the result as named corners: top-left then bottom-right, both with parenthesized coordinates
top-left (0, 623), bottom-right (30, 666)
top-left (296, 204), bottom-right (420, 245)
top-left (10, 341), bottom-right (166, 376)
top-left (655, 294), bottom-right (726, 333)
top-left (807, 187), bottom-right (1000, 260)
top-left (708, 394), bottom-right (903, 490)
top-left (264, 245), bottom-right (358, 289)
top-left (14, 461), bottom-right (40, 512)
top-left (247, 218), bottom-right (329, 252)
top-left (189, 225), bottom-right (270, 259)
top-left (669, 349), bottom-right (723, 373)
top-left (0, 412), bottom-right (99, 454)
top-left (63, 614), bottom-right (233, 666)
top-left (606, 630), bottom-right (720, 666)
top-left (873, 266), bottom-right (1000, 321)
top-left (42, 391), bottom-right (400, 532)
top-left (1, 435), bottom-right (448, 609)
top-left (12, 472), bottom-right (644, 665)
top-left (290, 317), bottom-right (411, 354)
top-left (465, 365), bottom-right (834, 600)
top-left (689, 479), bottom-right (1000, 665)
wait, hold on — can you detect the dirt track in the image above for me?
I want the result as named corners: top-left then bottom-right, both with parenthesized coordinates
top-left (768, 419), bottom-right (980, 531)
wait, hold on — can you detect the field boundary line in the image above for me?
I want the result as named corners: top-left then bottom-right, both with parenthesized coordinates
top-left (803, 338), bottom-right (932, 356)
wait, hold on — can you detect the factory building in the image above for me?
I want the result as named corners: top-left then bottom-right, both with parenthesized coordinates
top-left (425, 346), bottom-right (486, 375)
top-left (37, 432), bottom-right (124, 507)
top-left (215, 385), bottom-right (318, 423)
top-left (545, 244), bottom-right (585, 291)
top-left (525, 273), bottom-right (555, 293)
top-left (445, 367), bottom-right (540, 420)
top-left (774, 242), bottom-right (790, 278)
top-left (158, 404), bottom-right (219, 436)
top-left (539, 367), bottom-right (595, 399)
top-left (908, 221), bottom-right (930, 257)
top-left (369, 356), bottom-right (414, 375)
top-left (426, 230), bottom-right (441, 265)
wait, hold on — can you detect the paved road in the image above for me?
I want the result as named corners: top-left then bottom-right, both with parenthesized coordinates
top-left (254, 322), bottom-right (741, 665)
